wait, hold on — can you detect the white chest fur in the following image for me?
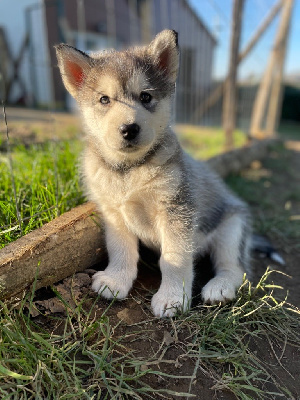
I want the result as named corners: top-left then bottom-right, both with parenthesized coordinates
top-left (84, 156), bottom-right (177, 248)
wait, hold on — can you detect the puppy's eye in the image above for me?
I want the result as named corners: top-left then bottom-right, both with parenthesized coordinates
top-left (100, 96), bottom-right (110, 104)
top-left (140, 92), bottom-right (152, 104)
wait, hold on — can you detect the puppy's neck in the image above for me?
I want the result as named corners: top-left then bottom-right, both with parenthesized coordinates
top-left (86, 128), bottom-right (180, 173)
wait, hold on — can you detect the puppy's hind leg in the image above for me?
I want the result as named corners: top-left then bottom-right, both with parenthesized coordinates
top-left (201, 213), bottom-right (251, 304)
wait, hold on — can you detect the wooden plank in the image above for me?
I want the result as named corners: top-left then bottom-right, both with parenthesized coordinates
top-left (0, 202), bottom-right (104, 299)
top-left (265, 0), bottom-right (294, 135)
top-left (237, 0), bottom-right (283, 62)
top-left (0, 139), bottom-right (276, 300)
top-left (250, 0), bottom-right (294, 138)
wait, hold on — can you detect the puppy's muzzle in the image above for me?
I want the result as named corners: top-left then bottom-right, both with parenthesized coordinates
top-left (119, 123), bottom-right (140, 141)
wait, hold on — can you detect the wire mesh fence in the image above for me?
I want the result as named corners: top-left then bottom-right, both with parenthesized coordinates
top-left (0, 0), bottom-right (298, 246)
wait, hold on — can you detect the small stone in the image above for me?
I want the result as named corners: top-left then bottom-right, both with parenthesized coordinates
top-left (163, 330), bottom-right (175, 346)
top-left (117, 308), bottom-right (132, 324)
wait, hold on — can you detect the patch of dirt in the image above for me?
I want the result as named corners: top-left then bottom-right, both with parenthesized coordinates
top-left (250, 142), bottom-right (300, 307)
top-left (29, 140), bottom-right (300, 399)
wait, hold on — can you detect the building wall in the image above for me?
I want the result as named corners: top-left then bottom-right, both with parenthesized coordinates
top-left (152, 0), bottom-right (216, 122)
top-left (152, 0), bottom-right (215, 89)
top-left (0, 0), bottom-right (53, 106)
top-left (45, 0), bottom-right (142, 106)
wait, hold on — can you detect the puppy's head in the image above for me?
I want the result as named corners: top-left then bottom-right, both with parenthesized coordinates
top-left (55, 30), bottom-right (179, 166)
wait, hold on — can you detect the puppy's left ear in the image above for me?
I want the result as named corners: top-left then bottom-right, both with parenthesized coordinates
top-left (148, 30), bottom-right (179, 83)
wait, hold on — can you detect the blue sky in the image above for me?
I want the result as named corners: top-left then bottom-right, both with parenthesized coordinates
top-left (189, 0), bottom-right (300, 79)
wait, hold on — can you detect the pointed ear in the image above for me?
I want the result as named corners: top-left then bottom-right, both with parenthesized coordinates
top-left (55, 44), bottom-right (92, 98)
top-left (148, 30), bottom-right (179, 83)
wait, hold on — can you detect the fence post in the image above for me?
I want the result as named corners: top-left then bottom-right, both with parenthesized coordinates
top-left (265, 0), bottom-right (294, 135)
top-left (250, 0), bottom-right (294, 138)
top-left (222, 0), bottom-right (244, 150)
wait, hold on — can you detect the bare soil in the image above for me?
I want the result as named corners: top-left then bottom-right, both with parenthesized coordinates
top-left (1, 107), bottom-right (81, 147)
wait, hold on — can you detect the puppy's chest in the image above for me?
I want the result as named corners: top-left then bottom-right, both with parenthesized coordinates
top-left (120, 194), bottom-right (158, 237)
top-left (98, 169), bottom-right (171, 238)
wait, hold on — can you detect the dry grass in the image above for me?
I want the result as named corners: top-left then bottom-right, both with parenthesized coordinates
top-left (0, 269), bottom-right (299, 399)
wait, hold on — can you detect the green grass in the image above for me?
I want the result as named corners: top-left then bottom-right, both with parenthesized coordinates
top-left (0, 270), bottom-right (299, 399)
top-left (0, 140), bottom-right (84, 248)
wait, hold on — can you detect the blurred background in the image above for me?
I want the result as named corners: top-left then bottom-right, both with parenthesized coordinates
top-left (0, 0), bottom-right (299, 245)
top-left (0, 0), bottom-right (299, 137)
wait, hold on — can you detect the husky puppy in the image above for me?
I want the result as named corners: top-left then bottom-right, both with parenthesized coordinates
top-left (55, 30), bottom-right (251, 317)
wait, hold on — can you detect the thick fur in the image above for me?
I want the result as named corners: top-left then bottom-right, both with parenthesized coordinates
top-left (55, 30), bottom-right (252, 317)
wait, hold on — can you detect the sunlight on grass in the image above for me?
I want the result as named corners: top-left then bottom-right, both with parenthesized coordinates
top-left (0, 140), bottom-right (84, 248)
top-left (175, 124), bottom-right (247, 159)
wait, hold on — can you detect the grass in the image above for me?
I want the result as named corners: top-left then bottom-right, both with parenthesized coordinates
top-left (0, 140), bottom-right (84, 248)
top-left (0, 269), bottom-right (299, 399)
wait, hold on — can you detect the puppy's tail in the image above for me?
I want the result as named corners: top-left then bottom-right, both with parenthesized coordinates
top-left (251, 234), bottom-right (285, 266)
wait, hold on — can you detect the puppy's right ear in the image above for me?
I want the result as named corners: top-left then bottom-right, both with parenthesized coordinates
top-left (55, 44), bottom-right (92, 98)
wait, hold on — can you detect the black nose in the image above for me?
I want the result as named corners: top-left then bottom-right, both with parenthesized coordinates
top-left (119, 123), bottom-right (140, 141)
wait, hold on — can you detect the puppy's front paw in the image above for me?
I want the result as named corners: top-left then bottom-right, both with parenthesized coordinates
top-left (92, 270), bottom-right (132, 299)
top-left (201, 276), bottom-right (236, 304)
top-left (151, 289), bottom-right (190, 318)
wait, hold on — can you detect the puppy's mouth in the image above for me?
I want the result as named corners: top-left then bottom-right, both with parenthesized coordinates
top-left (119, 140), bottom-right (140, 152)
